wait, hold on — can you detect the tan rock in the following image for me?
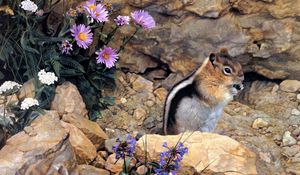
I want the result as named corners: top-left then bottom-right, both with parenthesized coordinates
top-left (135, 132), bottom-right (257, 175)
top-left (105, 153), bottom-right (124, 173)
top-left (280, 80), bottom-right (300, 93)
top-left (0, 111), bottom-right (77, 175)
top-left (17, 79), bottom-right (35, 100)
top-left (62, 113), bottom-right (108, 148)
top-left (4, 94), bottom-right (18, 106)
top-left (136, 165), bottom-right (148, 175)
top-left (252, 118), bottom-right (269, 129)
top-left (91, 154), bottom-right (106, 169)
top-left (132, 75), bottom-right (153, 92)
top-left (61, 121), bottom-right (97, 164)
top-left (184, 0), bottom-right (229, 18)
top-left (133, 108), bottom-right (147, 120)
top-left (154, 88), bottom-right (167, 102)
top-left (51, 81), bottom-right (88, 117)
top-left (76, 164), bottom-right (110, 175)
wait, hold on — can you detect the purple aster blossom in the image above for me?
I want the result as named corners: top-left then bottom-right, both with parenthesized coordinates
top-left (112, 135), bottom-right (137, 159)
top-left (70, 24), bottom-right (93, 49)
top-left (131, 10), bottom-right (155, 29)
top-left (154, 142), bottom-right (188, 175)
top-left (95, 46), bottom-right (118, 68)
top-left (83, 0), bottom-right (96, 13)
top-left (84, 0), bottom-right (108, 23)
top-left (90, 3), bottom-right (109, 23)
top-left (114, 15), bottom-right (130, 26)
top-left (59, 40), bottom-right (73, 55)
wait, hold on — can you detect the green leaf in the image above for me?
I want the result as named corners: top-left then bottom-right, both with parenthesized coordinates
top-left (0, 71), bottom-right (4, 80)
top-left (20, 31), bottom-right (40, 54)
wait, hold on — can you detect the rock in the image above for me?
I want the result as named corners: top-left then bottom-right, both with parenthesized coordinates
top-left (135, 132), bottom-right (257, 174)
top-left (133, 108), bottom-right (147, 120)
top-left (76, 164), bottom-right (110, 175)
top-left (91, 154), bottom-right (106, 169)
top-left (259, 152), bottom-right (272, 163)
top-left (105, 153), bottom-right (124, 173)
top-left (62, 113), bottom-right (108, 148)
top-left (4, 94), bottom-right (18, 106)
top-left (297, 94), bottom-right (300, 101)
top-left (0, 111), bottom-right (77, 175)
top-left (99, 151), bottom-right (108, 159)
top-left (291, 152), bottom-right (300, 163)
top-left (131, 75), bottom-right (153, 92)
top-left (282, 145), bottom-right (300, 157)
top-left (51, 81), bottom-right (88, 117)
top-left (136, 165), bottom-right (148, 175)
top-left (292, 128), bottom-right (300, 136)
top-left (17, 79), bottom-right (35, 100)
top-left (61, 121), bottom-right (97, 164)
top-left (252, 118), bottom-right (269, 129)
top-left (280, 80), bottom-right (300, 93)
top-left (154, 87), bottom-right (167, 102)
top-left (282, 131), bottom-right (297, 146)
top-left (291, 109), bottom-right (300, 116)
top-left (184, 0), bottom-right (229, 18)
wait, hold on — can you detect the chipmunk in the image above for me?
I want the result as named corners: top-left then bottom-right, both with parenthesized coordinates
top-left (162, 48), bottom-right (244, 135)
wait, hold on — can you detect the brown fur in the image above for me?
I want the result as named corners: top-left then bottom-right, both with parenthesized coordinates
top-left (194, 50), bottom-right (244, 106)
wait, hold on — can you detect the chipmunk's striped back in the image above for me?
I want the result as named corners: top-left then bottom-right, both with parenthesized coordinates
top-left (162, 49), bottom-right (244, 135)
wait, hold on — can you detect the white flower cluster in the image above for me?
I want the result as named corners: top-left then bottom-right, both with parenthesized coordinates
top-left (20, 0), bottom-right (38, 13)
top-left (38, 69), bottom-right (58, 85)
top-left (20, 98), bottom-right (39, 110)
top-left (0, 81), bottom-right (22, 95)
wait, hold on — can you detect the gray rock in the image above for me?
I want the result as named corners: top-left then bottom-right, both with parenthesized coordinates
top-left (282, 131), bottom-right (297, 146)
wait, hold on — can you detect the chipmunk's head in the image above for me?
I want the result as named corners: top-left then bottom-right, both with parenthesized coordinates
top-left (207, 48), bottom-right (244, 96)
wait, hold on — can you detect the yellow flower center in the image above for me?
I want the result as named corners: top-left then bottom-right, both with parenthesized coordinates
top-left (89, 4), bottom-right (96, 11)
top-left (78, 32), bottom-right (88, 41)
top-left (102, 52), bottom-right (110, 60)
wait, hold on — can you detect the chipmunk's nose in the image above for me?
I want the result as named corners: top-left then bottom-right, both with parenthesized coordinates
top-left (233, 83), bottom-right (244, 91)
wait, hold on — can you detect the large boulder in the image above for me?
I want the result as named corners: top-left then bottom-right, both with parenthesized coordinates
top-left (135, 132), bottom-right (257, 175)
top-left (61, 121), bottom-right (97, 164)
top-left (62, 113), bottom-right (108, 149)
top-left (51, 82), bottom-right (88, 118)
top-left (0, 111), bottom-right (77, 175)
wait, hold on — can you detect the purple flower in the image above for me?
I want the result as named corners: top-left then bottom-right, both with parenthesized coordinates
top-left (114, 15), bottom-right (130, 26)
top-left (154, 142), bottom-right (188, 175)
top-left (112, 135), bottom-right (137, 159)
top-left (59, 40), bottom-right (73, 55)
top-left (84, 1), bottom-right (108, 23)
top-left (91, 3), bottom-right (108, 22)
top-left (71, 24), bottom-right (93, 49)
top-left (95, 46), bottom-right (118, 68)
top-left (84, 0), bottom-right (96, 13)
top-left (131, 10), bottom-right (155, 29)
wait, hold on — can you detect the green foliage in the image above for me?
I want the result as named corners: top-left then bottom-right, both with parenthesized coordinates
top-left (0, 0), bottom-right (136, 121)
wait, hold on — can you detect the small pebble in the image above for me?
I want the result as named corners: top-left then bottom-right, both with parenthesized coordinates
top-left (282, 131), bottom-right (297, 146)
top-left (292, 109), bottom-right (300, 116)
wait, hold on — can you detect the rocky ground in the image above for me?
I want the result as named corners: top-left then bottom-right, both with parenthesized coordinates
top-left (0, 74), bottom-right (300, 174)
top-left (98, 71), bottom-right (300, 175)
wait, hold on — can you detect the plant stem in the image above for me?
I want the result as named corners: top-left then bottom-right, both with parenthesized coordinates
top-left (104, 26), bottom-right (119, 45)
top-left (117, 27), bottom-right (140, 53)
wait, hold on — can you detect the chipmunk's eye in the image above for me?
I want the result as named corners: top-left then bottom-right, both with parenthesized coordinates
top-left (223, 66), bottom-right (232, 75)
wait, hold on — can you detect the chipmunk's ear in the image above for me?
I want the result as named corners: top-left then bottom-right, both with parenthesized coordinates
top-left (209, 53), bottom-right (216, 65)
top-left (220, 48), bottom-right (229, 57)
